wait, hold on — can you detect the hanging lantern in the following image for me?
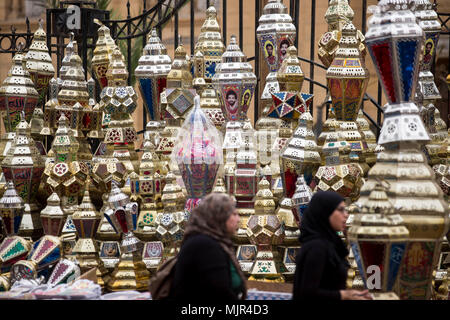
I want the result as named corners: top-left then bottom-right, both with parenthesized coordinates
top-left (23, 19), bottom-right (55, 106)
top-left (0, 182), bottom-right (31, 273)
top-left (135, 28), bottom-right (172, 122)
top-left (92, 19), bottom-right (116, 90)
top-left (0, 46), bottom-right (39, 132)
top-left (172, 96), bottom-right (222, 212)
top-left (348, 182), bottom-right (409, 293)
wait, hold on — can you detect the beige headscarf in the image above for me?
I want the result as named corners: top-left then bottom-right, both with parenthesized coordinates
top-left (182, 193), bottom-right (247, 300)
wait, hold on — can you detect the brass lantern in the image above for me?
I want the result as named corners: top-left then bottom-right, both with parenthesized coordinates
top-left (135, 28), bottom-right (172, 122)
top-left (23, 19), bottom-right (55, 106)
top-left (348, 182), bottom-right (409, 294)
top-left (0, 47), bottom-right (39, 133)
top-left (0, 182), bottom-right (31, 273)
top-left (360, 0), bottom-right (449, 300)
top-left (40, 192), bottom-right (65, 237)
top-left (92, 19), bottom-right (116, 90)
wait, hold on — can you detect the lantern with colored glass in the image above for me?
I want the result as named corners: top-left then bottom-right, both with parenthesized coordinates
top-left (0, 45), bottom-right (39, 133)
top-left (135, 28), bottom-right (172, 122)
top-left (1, 114), bottom-right (45, 240)
top-left (0, 182), bottom-right (32, 273)
top-left (23, 19), bottom-right (55, 106)
top-left (104, 182), bottom-right (150, 292)
top-left (172, 96), bottom-right (222, 212)
top-left (40, 192), bottom-right (65, 237)
top-left (348, 181), bottom-right (409, 294)
top-left (92, 19), bottom-right (116, 90)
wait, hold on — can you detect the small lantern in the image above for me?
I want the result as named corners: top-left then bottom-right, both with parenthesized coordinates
top-left (348, 182), bottom-right (409, 293)
top-left (0, 46), bottom-right (39, 132)
top-left (92, 20), bottom-right (116, 90)
top-left (291, 176), bottom-right (313, 226)
top-left (135, 28), bottom-right (172, 122)
top-left (47, 259), bottom-right (81, 287)
top-left (40, 192), bottom-right (65, 237)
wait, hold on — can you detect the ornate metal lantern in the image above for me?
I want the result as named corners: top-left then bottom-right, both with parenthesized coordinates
top-left (0, 182), bottom-right (31, 273)
top-left (291, 175), bottom-right (313, 225)
top-left (1, 115), bottom-right (45, 240)
top-left (92, 20), bottom-right (116, 90)
top-left (348, 182), bottom-right (409, 293)
top-left (0, 47), bottom-right (39, 133)
top-left (359, 0), bottom-right (449, 300)
top-left (104, 183), bottom-right (150, 292)
top-left (40, 193), bottom-right (65, 237)
top-left (172, 96), bottom-right (222, 212)
top-left (135, 28), bottom-right (172, 122)
top-left (23, 19), bottom-right (55, 106)
top-left (47, 259), bottom-right (81, 287)
top-left (247, 178), bottom-right (284, 281)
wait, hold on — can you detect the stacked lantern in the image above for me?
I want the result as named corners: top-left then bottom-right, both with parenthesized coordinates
top-left (172, 96), bottom-right (222, 212)
top-left (0, 182), bottom-right (31, 273)
top-left (348, 181), bottom-right (409, 295)
top-left (318, 0), bottom-right (365, 68)
top-left (193, 5), bottom-right (226, 130)
top-left (0, 47), bottom-right (39, 132)
top-left (72, 180), bottom-right (110, 289)
top-left (2, 115), bottom-right (45, 240)
top-left (23, 20), bottom-right (55, 106)
top-left (247, 178), bottom-right (284, 282)
top-left (104, 182), bottom-right (150, 291)
top-left (135, 28), bottom-right (172, 123)
top-left (314, 22), bottom-right (369, 202)
top-left (92, 20), bottom-right (116, 90)
top-left (359, 0), bottom-right (449, 300)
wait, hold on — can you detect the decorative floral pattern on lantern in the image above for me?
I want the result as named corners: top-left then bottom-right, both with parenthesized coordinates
top-left (0, 182), bottom-right (31, 273)
top-left (360, 0), bottom-right (449, 300)
top-left (318, 0), bottom-right (365, 68)
top-left (135, 28), bottom-right (172, 122)
top-left (23, 19), bottom-right (55, 105)
top-left (47, 259), bottom-right (80, 287)
top-left (349, 181), bottom-right (409, 293)
top-left (0, 47), bottom-right (39, 132)
top-left (247, 178), bottom-right (284, 282)
top-left (92, 19), bottom-right (116, 90)
top-left (172, 96), bottom-right (222, 212)
top-left (1, 114), bottom-right (45, 240)
top-left (213, 35), bottom-right (256, 123)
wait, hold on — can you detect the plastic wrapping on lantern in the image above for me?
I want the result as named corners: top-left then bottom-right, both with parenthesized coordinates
top-left (171, 95), bottom-right (223, 199)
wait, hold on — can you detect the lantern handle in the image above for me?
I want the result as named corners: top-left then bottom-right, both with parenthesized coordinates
top-left (17, 42), bottom-right (25, 53)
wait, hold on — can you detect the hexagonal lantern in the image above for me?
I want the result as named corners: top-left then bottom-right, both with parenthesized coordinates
top-left (23, 19), bottom-right (55, 106)
top-left (291, 175), bottom-right (313, 225)
top-left (247, 178), bottom-right (284, 281)
top-left (172, 96), bottom-right (222, 212)
top-left (92, 19), bottom-right (116, 90)
top-left (135, 28), bottom-right (172, 122)
top-left (40, 192), bottom-right (65, 237)
top-left (349, 182), bottom-right (409, 293)
top-left (0, 182), bottom-right (31, 273)
top-left (0, 47), bottom-right (39, 132)
top-left (1, 114), bottom-right (45, 240)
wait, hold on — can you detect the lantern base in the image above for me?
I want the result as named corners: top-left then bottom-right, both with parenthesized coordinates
top-left (107, 252), bottom-right (150, 292)
top-left (249, 250), bottom-right (285, 283)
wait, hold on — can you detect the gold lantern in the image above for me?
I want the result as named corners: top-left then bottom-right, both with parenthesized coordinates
top-left (92, 19), bottom-right (116, 90)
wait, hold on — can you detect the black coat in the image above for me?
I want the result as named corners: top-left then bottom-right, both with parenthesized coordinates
top-left (169, 233), bottom-right (241, 301)
top-left (293, 238), bottom-right (348, 300)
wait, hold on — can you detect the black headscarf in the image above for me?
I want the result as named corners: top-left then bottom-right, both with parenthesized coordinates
top-left (299, 191), bottom-right (349, 259)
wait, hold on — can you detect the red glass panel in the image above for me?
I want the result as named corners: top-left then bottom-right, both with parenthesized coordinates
top-left (283, 167), bottom-right (298, 198)
top-left (115, 209), bottom-right (128, 233)
top-left (370, 42), bottom-right (396, 103)
top-left (359, 242), bottom-right (386, 276)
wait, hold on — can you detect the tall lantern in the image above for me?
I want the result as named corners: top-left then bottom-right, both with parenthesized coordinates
top-left (256, 0), bottom-right (296, 115)
top-left (135, 28), bottom-right (172, 122)
top-left (92, 20), bottom-right (116, 90)
top-left (348, 182), bottom-right (409, 295)
top-left (0, 182), bottom-right (32, 273)
top-left (0, 47), bottom-right (39, 132)
top-left (23, 19), bottom-right (55, 106)
top-left (1, 114), bottom-right (45, 240)
top-left (360, 0), bottom-right (449, 300)
top-left (172, 96), bottom-right (222, 212)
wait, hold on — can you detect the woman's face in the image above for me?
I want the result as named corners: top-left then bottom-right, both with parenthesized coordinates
top-left (225, 208), bottom-right (240, 235)
top-left (329, 201), bottom-right (348, 232)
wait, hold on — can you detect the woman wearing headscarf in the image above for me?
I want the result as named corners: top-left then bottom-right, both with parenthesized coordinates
top-left (169, 193), bottom-right (247, 301)
top-left (293, 191), bottom-right (372, 300)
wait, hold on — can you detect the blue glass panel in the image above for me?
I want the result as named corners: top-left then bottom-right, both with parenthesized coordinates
top-left (139, 78), bottom-right (155, 120)
top-left (38, 247), bottom-right (60, 270)
top-left (13, 215), bottom-right (22, 234)
top-left (397, 41), bottom-right (418, 102)
top-left (351, 242), bottom-right (367, 287)
top-left (387, 242), bottom-right (406, 291)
